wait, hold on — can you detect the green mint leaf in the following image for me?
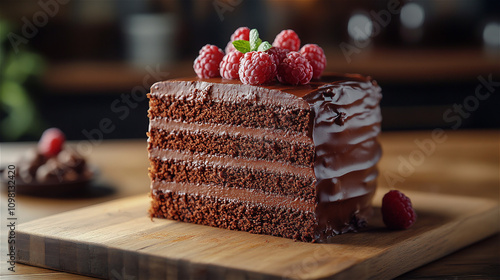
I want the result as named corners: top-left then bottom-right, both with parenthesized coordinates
top-left (250, 29), bottom-right (260, 51)
top-left (232, 40), bottom-right (250, 53)
top-left (255, 38), bottom-right (262, 49)
top-left (257, 41), bottom-right (272, 52)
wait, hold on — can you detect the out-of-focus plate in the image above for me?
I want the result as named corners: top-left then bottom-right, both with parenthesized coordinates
top-left (0, 165), bottom-right (97, 197)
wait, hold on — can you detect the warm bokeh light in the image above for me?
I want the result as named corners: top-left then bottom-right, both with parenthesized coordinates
top-left (483, 22), bottom-right (500, 47)
top-left (400, 3), bottom-right (425, 29)
top-left (347, 13), bottom-right (373, 41)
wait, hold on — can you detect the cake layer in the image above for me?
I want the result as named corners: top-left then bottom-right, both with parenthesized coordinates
top-left (150, 181), bottom-right (317, 241)
top-left (150, 182), bottom-right (372, 242)
top-left (148, 121), bottom-right (315, 167)
top-left (148, 94), bottom-right (311, 135)
top-left (150, 190), bottom-right (317, 241)
top-left (150, 118), bottom-right (311, 144)
top-left (149, 148), bottom-right (316, 201)
top-left (150, 78), bottom-right (312, 109)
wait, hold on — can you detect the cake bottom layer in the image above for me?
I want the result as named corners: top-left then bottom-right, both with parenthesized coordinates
top-left (149, 188), bottom-right (317, 242)
top-left (149, 182), bottom-right (372, 242)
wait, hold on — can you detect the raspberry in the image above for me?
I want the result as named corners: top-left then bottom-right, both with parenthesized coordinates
top-left (225, 41), bottom-right (237, 55)
top-left (193, 44), bottom-right (224, 79)
top-left (230, 26), bottom-right (251, 41)
top-left (220, 51), bottom-right (244, 79)
top-left (225, 27), bottom-right (250, 54)
top-left (300, 44), bottom-right (327, 79)
top-left (266, 47), bottom-right (288, 77)
top-left (277, 51), bottom-right (313, 85)
top-left (272, 29), bottom-right (301, 52)
top-left (38, 128), bottom-right (65, 158)
top-left (238, 51), bottom-right (275, 85)
top-left (267, 47), bottom-right (289, 66)
top-left (382, 190), bottom-right (417, 230)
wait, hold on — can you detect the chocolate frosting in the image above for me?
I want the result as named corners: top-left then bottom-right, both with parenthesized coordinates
top-left (150, 73), bottom-right (382, 241)
top-left (303, 77), bottom-right (382, 239)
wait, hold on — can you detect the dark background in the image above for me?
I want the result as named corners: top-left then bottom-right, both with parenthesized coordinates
top-left (0, 0), bottom-right (499, 142)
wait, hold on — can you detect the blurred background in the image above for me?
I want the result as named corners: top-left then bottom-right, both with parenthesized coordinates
top-left (0, 0), bottom-right (499, 142)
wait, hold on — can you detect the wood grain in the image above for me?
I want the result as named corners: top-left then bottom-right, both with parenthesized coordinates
top-left (16, 189), bottom-right (499, 280)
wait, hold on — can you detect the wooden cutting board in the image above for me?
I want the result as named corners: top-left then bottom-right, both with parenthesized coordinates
top-left (16, 189), bottom-right (499, 280)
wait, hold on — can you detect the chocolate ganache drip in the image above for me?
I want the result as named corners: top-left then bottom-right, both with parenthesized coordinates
top-left (303, 75), bottom-right (382, 240)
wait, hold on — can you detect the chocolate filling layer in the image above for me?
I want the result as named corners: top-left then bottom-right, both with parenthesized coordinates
top-left (152, 181), bottom-right (315, 212)
top-left (148, 126), bottom-right (315, 167)
top-left (149, 148), bottom-right (316, 201)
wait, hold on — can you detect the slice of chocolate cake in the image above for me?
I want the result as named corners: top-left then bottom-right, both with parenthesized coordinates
top-left (147, 73), bottom-right (382, 242)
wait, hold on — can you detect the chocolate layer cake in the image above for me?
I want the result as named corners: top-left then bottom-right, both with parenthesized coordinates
top-left (148, 73), bottom-right (382, 242)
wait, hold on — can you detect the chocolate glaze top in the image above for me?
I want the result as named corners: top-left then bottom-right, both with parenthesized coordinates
top-left (153, 73), bottom-right (369, 111)
top-left (170, 72), bottom-right (371, 98)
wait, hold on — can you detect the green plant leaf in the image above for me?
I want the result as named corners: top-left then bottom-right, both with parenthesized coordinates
top-left (0, 20), bottom-right (10, 45)
top-left (0, 81), bottom-right (36, 140)
top-left (233, 40), bottom-right (250, 53)
top-left (258, 41), bottom-right (272, 52)
top-left (5, 52), bottom-right (43, 83)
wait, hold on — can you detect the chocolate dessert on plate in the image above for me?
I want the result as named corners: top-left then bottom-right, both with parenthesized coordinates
top-left (2, 128), bottom-right (94, 196)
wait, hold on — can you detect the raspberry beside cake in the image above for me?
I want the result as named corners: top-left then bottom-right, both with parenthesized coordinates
top-left (147, 73), bottom-right (382, 242)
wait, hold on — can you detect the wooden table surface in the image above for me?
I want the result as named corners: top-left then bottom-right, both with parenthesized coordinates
top-left (1, 130), bottom-right (499, 279)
